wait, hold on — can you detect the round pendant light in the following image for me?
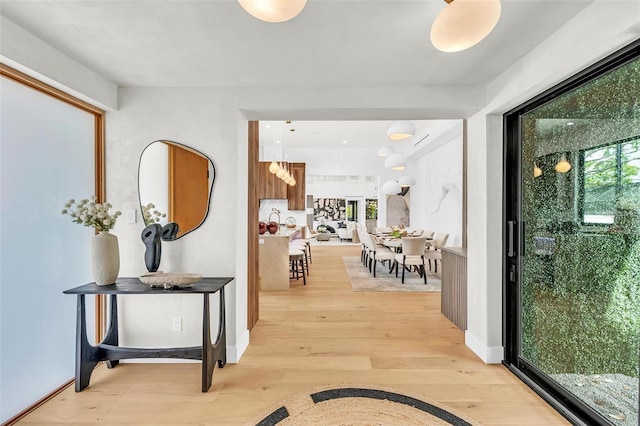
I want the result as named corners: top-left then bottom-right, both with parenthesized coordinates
top-left (384, 153), bottom-right (406, 171)
top-left (398, 175), bottom-right (416, 187)
top-left (381, 180), bottom-right (402, 195)
top-left (387, 121), bottom-right (415, 141)
top-left (431, 0), bottom-right (502, 53)
top-left (268, 160), bottom-right (280, 174)
top-left (555, 154), bottom-right (572, 173)
top-left (377, 145), bottom-right (395, 157)
top-left (238, 0), bottom-right (307, 23)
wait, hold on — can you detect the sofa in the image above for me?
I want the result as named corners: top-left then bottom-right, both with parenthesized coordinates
top-left (337, 221), bottom-right (357, 241)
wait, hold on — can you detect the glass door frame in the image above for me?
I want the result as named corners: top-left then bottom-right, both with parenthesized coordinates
top-left (503, 39), bottom-right (640, 426)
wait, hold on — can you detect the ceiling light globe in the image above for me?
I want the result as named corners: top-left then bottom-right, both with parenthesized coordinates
top-left (555, 154), bottom-right (572, 173)
top-left (384, 153), bottom-right (406, 171)
top-left (377, 145), bottom-right (395, 157)
top-left (238, 0), bottom-right (307, 23)
top-left (268, 160), bottom-right (280, 174)
top-left (398, 175), bottom-right (416, 187)
top-left (533, 163), bottom-right (542, 178)
top-left (381, 180), bottom-right (402, 195)
top-left (387, 121), bottom-right (415, 141)
top-left (431, 0), bottom-right (502, 53)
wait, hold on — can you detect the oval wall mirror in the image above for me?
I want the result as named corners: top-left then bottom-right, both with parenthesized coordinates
top-left (138, 140), bottom-right (215, 239)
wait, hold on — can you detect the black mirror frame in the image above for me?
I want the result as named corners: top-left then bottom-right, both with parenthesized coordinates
top-left (137, 140), bottom-right (216, 240)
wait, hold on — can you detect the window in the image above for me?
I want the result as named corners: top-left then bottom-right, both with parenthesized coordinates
top-left (583, 137), bottom-right (640, 224)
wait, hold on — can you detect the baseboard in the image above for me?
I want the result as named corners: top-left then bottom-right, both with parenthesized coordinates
top-left (465, 330), bottom-right (504, 364)
top-left (2, 378), bottom-right (74, 426)
top-left (227, 329), bottom-right (250, 363)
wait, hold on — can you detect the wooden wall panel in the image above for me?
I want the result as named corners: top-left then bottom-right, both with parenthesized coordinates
top-left (258, 162), bottom-right (287, 199)
top-left (247, 122), bottom-right (260, 330)
top-left (287, 162), bottom-right (306, 211)
top-left (441, 248), bottom-right (467, 331)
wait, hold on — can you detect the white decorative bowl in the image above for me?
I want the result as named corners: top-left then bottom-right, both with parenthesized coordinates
top-left (139, 272), bottom-right (202, 289)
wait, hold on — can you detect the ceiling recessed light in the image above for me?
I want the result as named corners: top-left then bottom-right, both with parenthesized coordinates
top-left (342, 140), bottom-right (347, 144)
top-left (276, 140), bottom-right (281, 144)
top-left (265, 124), bottom-right (270, 128)
top-left (567, 122), bottom-right (575, 126)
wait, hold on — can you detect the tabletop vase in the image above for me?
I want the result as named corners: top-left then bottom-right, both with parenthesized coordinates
top-left (91, 231), bottom-right (120, 285)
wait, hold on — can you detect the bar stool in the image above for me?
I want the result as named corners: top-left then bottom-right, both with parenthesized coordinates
top-left (290, 240), bottom-right (310, 275)
top-left (289, 248), bottom-right (306, 285)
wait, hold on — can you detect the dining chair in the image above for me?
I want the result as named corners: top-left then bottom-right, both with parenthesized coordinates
top-left (424, 232), bottom-right (449, 273)
top-left (423, 230), bottom-right (435, 239)
top-left (356, 226), bottom-right (369, 265)
top-left (394, 236), bottom-right (428, 284)
top-left (364, 233), bottom-right (395, 277)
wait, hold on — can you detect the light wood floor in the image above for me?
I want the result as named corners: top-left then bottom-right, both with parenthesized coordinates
top-left (18, 245), bottom-right (568, 425)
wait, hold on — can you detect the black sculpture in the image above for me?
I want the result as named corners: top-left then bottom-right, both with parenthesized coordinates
top-left (141, 223), bottom-right (162, 272)
top-left (161, 222), bottom-right (179, 241)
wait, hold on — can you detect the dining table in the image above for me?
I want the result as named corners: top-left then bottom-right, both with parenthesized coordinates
top-left (379, 235), bottom-right (433, 252)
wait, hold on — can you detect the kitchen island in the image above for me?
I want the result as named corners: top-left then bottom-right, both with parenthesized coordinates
top-left (258, 227), bottom-right (305, 290)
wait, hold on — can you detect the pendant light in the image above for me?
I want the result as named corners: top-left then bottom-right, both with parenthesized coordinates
top-left (398, 175), bottom-right (416, 187)
top-left (384, 153), bottom-right (406, 171)
top-left (377, 145), bottom-right (395, 157)
top-left (431, 0), bottom-right (502, 53)
top-left (555, 154), bottom-right (572, 173)
top-left (533, 162), bottom-right (542, 178)
top-left (387, 121), bottom-right (415, 141)
top-left (381, 180), bottom-right (402, 195)
top-left (238, 0), bottom-right (307, 23)
top-left (269, 160), bottom-right (280, 174)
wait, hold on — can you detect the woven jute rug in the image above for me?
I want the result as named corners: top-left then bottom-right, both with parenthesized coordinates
top-left (342, 256), bottom-right (441, 292)
top-left (248, 385), bottom-right (480, 426)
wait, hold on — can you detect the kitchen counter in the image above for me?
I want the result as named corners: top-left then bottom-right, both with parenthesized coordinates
top-left (258, 227), bottom-right (306, 290)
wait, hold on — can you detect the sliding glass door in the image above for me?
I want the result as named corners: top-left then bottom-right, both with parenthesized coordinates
top-left (504, 41), bottom-right (640, 425)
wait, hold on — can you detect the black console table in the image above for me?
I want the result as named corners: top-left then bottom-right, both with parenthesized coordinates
top-left (63, 277), bottom-right (234, 392)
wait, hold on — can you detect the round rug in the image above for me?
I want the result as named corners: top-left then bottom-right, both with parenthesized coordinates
top-left (250, 385), bottom-right (479, 425)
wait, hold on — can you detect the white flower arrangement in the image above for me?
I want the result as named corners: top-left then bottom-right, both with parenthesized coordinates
top-left (141, 203), bottom-right (167, 226)
top-left (61, 196), bottom-right (122, 233)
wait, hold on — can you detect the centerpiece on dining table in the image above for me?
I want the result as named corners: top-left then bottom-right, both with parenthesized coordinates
top-left (389, 226), bottom-right (408, 238)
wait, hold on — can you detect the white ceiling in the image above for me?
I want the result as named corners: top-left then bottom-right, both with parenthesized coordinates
top-left (258, 119), bottom-right (435, 151)
top-left (0, 0), bottom-right (592, 88)
top-left (0, 0), bottom-right (594, 163)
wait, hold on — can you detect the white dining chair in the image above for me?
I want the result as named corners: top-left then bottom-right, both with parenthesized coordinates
top-left (424, 232), bottom-right (449, 273)
top-left (394, 236), bottom-right (428, 284)
top-left (362, 232), bottom-right (395, 277)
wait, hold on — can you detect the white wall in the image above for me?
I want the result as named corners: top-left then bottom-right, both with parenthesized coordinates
top-left (411, 132), bottom-right (463, 246)
top-left (0, 16), bottom-right (117, 110)
top-left (464, 1), bottom-right (640, 363)
top-left (0, 76), bottom-right (96, 423)
top-left (106, 87), bottom-right (248, 360)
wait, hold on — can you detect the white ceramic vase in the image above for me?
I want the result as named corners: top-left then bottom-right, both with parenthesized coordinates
top-left (91, 231), bottom-right (120, 285)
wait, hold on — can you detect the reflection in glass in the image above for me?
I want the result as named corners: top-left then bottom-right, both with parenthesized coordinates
top-left (520, 56), bottom-right (639, 423)
top-left (138, 140), bottom-right (215, 239)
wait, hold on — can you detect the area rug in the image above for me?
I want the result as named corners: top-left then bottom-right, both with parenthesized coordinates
top-left (342, 256), bottom-right (441, 292)
top-left (249, 385), bottom-right (479, 426)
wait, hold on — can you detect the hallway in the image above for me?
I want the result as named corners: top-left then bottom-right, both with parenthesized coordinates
top-left (18, 245), bottom-right (568, 425)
